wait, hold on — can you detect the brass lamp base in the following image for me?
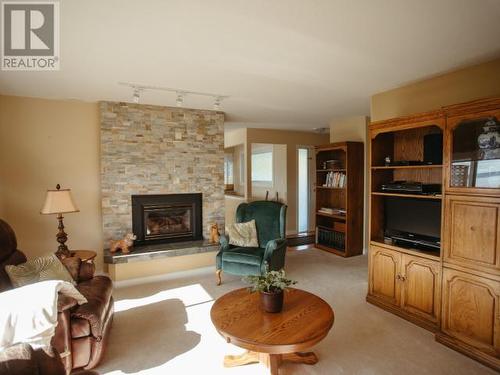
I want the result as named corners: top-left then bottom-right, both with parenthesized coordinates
top-left (55, 213), bottom-right (72, 258)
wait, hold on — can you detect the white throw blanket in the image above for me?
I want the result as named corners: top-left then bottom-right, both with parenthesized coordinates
top-left (0, 280), bottom-right (87, 351)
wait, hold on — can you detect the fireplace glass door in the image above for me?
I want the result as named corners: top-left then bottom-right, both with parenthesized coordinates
top-left (132, 193), bottom-right (202, 245)
top-left (144, 205), bottom-right (193, 241)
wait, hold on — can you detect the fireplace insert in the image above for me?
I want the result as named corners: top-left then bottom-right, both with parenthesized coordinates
top-left (132, 193), bottom-right (202, 245)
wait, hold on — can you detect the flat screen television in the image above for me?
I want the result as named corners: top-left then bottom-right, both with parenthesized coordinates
top-left (384, 197), bottom-right (441, 249)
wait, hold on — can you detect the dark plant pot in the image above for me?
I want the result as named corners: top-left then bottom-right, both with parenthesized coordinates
top-left (260, 289), bottom-right (284, 313)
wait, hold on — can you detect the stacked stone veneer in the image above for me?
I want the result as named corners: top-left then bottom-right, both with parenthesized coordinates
top-left (100, 101), bottom-right (225, 244)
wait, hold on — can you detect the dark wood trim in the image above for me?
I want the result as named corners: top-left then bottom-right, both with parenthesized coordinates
top-left (370, 111), bottom-right (445, 138)
top-left (442, 97), bottom-right (500, 117)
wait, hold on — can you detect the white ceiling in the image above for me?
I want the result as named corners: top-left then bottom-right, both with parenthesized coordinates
top-left (1, 0), bottom-right (500, 130)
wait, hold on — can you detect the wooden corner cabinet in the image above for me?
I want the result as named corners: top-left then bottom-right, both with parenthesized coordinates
top-left (315, 142), bottom-right (364, 257)
top-left (367, 97), bottom-right (500, 371)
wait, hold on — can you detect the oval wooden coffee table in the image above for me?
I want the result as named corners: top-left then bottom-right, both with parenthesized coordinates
top-left (210, 288), bottom-right (334, 374)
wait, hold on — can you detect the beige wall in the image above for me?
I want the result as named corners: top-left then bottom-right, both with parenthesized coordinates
top-left (0, 180), bottom-right (4, 218)
top-left (330, 116), bottom-right (370, 252)
top-left (371, 58), bottom-right (500, 122)
top-left (224, 128), bottom-right (247, 149)
top-left (251, 143), bottom-right (287, 202)
top-left (231, 144), bottom-right (245, 196)
top-left (0, 95), bottom-right (104, 270)
top-left (329, 116), bottom-right (367, 143)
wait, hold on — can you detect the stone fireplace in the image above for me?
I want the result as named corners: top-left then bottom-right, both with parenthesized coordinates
top-left (132, 193), bottom-right (202, 245)
top-left (100, 101), bottom-right (224, 246)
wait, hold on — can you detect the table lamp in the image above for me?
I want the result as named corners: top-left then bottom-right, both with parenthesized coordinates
top-left (40, 184), bottom-right (79, 258)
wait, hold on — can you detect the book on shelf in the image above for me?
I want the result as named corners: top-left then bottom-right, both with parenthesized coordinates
top-left (318, 207), bottom-right (346, 216)
top-left (317, 226), bottom-right (345, 250)
top-left (322, 171), bottom-right (346, 188)
top-left (321, 159), bottom-right (341, 170)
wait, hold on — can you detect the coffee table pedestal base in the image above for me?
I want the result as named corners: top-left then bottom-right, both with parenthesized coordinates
top-left (224, 350), bottom-right (318, 374)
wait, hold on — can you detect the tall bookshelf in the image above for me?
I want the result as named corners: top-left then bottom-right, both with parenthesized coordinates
top-left (315, 142), bottom-right (364, 257)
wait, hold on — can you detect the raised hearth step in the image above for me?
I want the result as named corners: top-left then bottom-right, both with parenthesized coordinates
top-left (104, 240), bottom-right (218, 264)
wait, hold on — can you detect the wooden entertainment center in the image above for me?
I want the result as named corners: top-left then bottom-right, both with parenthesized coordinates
top-left (367, 97), bottom-right (500, 371)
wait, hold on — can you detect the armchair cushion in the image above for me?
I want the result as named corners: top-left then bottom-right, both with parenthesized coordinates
top-left (221, 247), bottom-right (264, 266)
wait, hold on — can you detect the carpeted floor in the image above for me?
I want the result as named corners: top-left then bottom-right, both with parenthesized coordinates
top-left (96, 248), bottom-right (495, 374)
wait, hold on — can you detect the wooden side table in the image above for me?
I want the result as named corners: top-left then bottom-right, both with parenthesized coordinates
top-left (211, 288), bottom-right (334, 374)
top-left (71, 250), bottom-right (97, 264)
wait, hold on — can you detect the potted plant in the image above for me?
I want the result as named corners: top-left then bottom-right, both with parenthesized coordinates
top-left (244, 268), bottom-right (297, 313)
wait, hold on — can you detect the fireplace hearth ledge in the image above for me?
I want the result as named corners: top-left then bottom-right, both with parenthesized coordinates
top-left (104, 240), bottom-right (218, 264)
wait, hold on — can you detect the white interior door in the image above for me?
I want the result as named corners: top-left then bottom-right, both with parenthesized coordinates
top-left (297, 146), bottom-right (314, 233)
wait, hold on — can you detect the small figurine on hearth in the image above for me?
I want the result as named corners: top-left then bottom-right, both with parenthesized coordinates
top-left (110, 233), bottom-right (137, 254)
top-left (209, 223), bottom-right (220, 244)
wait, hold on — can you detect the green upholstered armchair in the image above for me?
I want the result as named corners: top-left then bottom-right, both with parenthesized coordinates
top-left (216, 200), bottom-right (287, 285)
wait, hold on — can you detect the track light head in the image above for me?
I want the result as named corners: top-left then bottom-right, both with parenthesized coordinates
top-left (213, 96), bottom-right (222, 110)
top-left (176, 92), bottom-right (184, 107)
top-left (132, 87), bottom-right (141, 104)
top-left (313, 127), bottom-right (329, 134)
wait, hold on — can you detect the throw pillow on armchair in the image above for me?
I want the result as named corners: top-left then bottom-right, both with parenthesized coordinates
top-left (226, 219), bottom-right (259, 247)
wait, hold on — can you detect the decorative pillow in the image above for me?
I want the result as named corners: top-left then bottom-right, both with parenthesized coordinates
top-left (61, 256), bottom-right (82, 282)
top-left (227, 219), bottom-right (259, 248)
top-left (58, 281), bottom-right (87, 305)
top-left (5, 254), bottom-right (76, 287)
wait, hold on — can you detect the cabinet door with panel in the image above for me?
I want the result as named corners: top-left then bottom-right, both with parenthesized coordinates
top-left (401, 254), bottom-right (441, 323)
top-left (445, 107), bottom-right (500, 195)
top-left (369, 245), bottom-right (401, 306)
top-left (441, 268), bottom-right (500, 357)
top-left (443, 195), bottom-right (500, 275)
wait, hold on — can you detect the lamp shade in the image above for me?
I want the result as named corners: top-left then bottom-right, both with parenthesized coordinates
top-left (40, 187), bottom-right (79, 215)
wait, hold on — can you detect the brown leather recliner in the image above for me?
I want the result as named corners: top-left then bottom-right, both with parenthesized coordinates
top-left (0, 219), bottom-right (114, 374)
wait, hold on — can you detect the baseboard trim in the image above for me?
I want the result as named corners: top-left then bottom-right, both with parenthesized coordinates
top-left (435, 332), bottom-right (500, 372)
top-left (366, 294), bottom-right (438, 333)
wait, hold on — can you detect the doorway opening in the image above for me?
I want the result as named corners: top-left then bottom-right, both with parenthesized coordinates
top-left (297, 146), bottom-right (314, 234)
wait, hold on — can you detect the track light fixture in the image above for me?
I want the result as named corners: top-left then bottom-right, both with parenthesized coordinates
top-left (132, 87), bottom-right (141, 104)
top-left (176, 92), bottom-right (184, 107)
top-left (120, 82), bottom-right (228, 110)
top-left (213, 96), bottom-right (222, 110)
top-left (313, 127), bottom-right (329, 134)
